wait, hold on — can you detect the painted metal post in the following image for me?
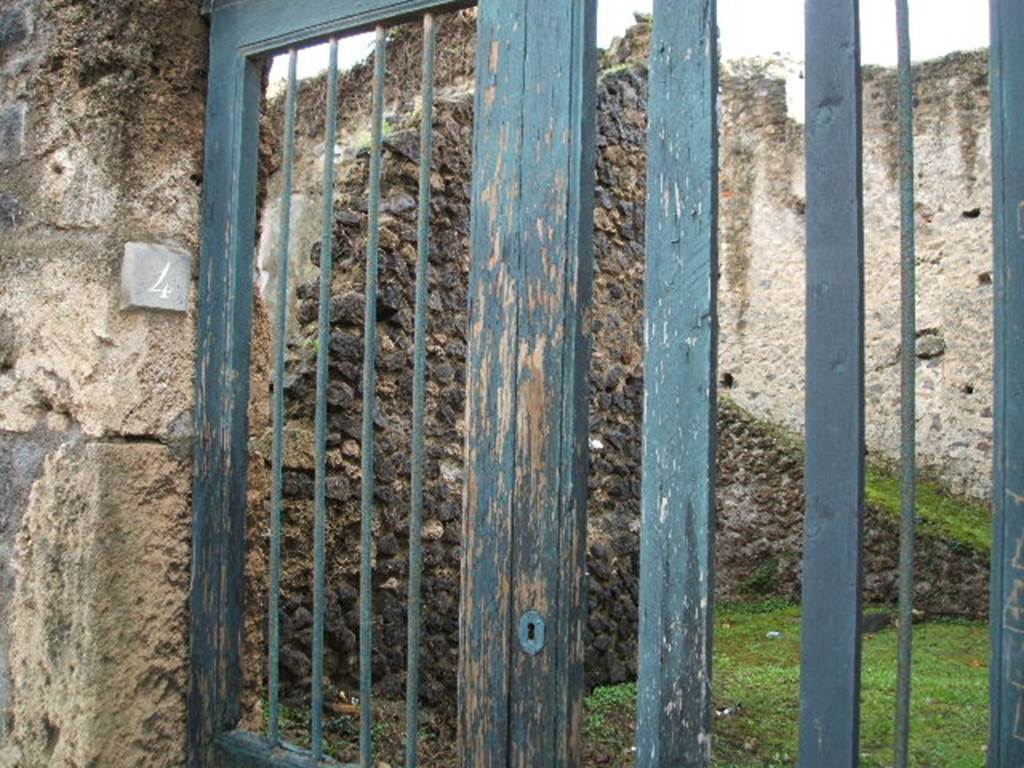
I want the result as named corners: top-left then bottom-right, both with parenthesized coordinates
top-left (798, 1), bottom-right (865, 766)
top-left (311, 36), bottom-right (340, 763)
top-left (268, 47), bottom-right (299, 748)
top-left (405, 13), bottom-right (436, 768)
top-left (358, 26), bottom-right (387, 768)
top-left (893, 1), bottom-right (917, 766)
top-left (636, 1), bottom-right (719, 766)
top-left (458, 0), bottom-right (597, 764)
top-left (989, 0), bottom-right (1024, 765)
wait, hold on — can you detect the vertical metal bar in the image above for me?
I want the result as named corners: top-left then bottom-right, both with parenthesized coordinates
top-left (798, 1), bottom-right (865, 766)
top-left (893, 1), bottom-right (916, 766)
top-left (268, 46), bottom-right (299, 748)
top-left (311, 37), bottom-right (340, 764)
top-left (989, 0), bottom-right (1024, 764)
top-left (635, 0), bottom-right (719, 765)
top-left (404, 13), bottom-right (435, 768)
top-left (359, 24), bottom-right (387, 768)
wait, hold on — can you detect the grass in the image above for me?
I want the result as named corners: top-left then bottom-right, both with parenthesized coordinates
top-left (267, 602), bottom-right (988, 766)
top-left (720, 396), bottom-right (992, 558)
top-left (865, 467), bottom-right (992, 557)
top-left (584, 601), bottom-right (989, 767)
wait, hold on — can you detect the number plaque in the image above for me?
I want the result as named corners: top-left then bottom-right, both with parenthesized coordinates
top-left (120, 241), bottom-right (191, 313)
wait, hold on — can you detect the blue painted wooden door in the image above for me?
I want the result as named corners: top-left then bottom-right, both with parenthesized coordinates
top-left (188, 1), bottom-right (597, 766)
top-left (187, 1), bottom-right (1024, 766)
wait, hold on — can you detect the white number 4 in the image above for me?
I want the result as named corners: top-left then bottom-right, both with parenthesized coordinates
top-left (148, 261), bottom-right (173, 300)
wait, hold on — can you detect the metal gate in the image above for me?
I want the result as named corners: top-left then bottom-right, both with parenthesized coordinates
top-left (187, 0), bottom-right (1024, 766)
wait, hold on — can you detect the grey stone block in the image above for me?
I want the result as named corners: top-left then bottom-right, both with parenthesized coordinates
top-left (120, 242), bottom-right (191, 313)
top-left (0, 8), bottom-right (29, 49)
top-left (916, 330), bottom-right (947, 360)
top-left (0, 192), bottom-right (20, 230)
top-left (0, 103), bottom-right (26, 164)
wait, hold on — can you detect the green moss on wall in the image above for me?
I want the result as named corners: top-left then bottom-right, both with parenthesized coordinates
top-left (721, 396), bottom-right (992, 558)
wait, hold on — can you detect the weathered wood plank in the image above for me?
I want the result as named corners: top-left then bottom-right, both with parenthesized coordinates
top-left (215, 730), bottom-right (351, 767)
top-left (459, 1), bottom-right (597, 765)
top-left (989, 1), bottom-right (1024, 765)
top-left (798, 1), bottom-right (865, 766)
top-left (208, 0), bottom-right (472, 56)
top-left (635, 1), bottom-right (719, 765)
top-left (551, 4), bottom-right (597, 764)
top-left (507, 2), bottom-right (596, 766)
top-left (188, 20), bottom-right (262, 768)
top-left (458, 2), bottom-right (527, 763)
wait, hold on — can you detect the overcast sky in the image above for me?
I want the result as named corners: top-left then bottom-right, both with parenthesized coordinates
top-left (606, 0), bottom-right (988, 64)
top-left (271, 0), bottom-right (989, 85)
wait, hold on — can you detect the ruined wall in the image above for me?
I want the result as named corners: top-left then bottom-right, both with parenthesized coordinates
top-left (715, 51), bottom-right (993, 502)
top-left (0, 0), bottom-right (206, 764)
top-left (266, 25), bottom-right (996, 508)
top-left (257, 17), bottom-right (991, 717)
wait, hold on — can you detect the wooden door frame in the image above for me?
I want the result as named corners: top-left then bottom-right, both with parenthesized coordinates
top-left (188, 1), bottom-right (596, 765)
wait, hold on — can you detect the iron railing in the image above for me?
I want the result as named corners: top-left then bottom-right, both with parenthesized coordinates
top-left (263, 15), bottom-right (439, 766)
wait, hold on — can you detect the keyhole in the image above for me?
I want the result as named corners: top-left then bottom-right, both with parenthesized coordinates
top-left (519, 610), bottom-right (544, 655)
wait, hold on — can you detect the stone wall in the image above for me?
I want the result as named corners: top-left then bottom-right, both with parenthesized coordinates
top-left (599, 22), bottom-right (995, 501)
top-left (713, 48), bottom-right (994, 503)
top-left (258, 15), bottom-right (991, 715)
top-left (266, 22), bottom-right (996, 508)
top-left (0, 0), bottom-right (206, 764)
